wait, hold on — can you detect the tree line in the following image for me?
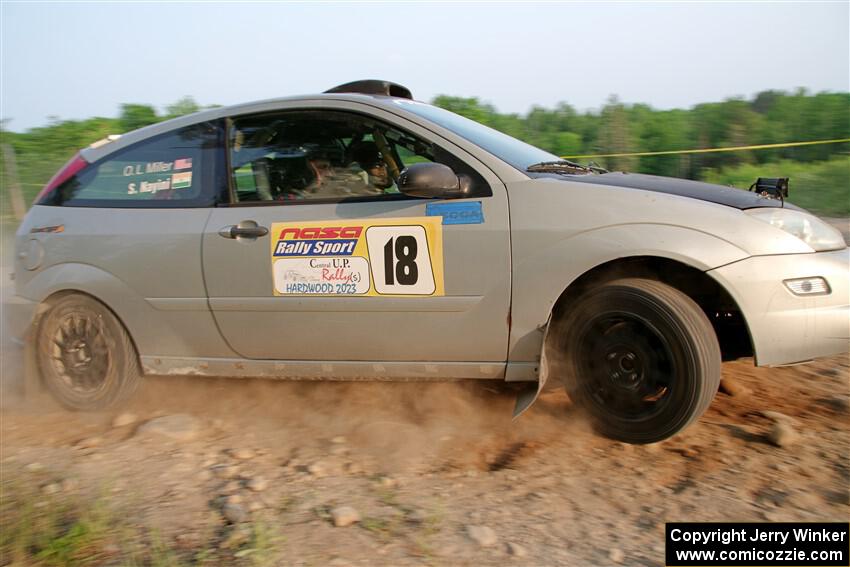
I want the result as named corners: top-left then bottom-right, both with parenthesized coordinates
top-left (1, 90), bottom-right (848, 214)
top-left (433, 89), bottom-right (849, 178)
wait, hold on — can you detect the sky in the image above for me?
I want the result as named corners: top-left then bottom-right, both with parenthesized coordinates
top-left (1, 1), bottom-right (848, 132)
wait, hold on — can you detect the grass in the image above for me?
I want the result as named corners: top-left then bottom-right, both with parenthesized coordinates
top-left (1, 477), bottom-right (119, 565)
top-left (0, 474), bottom-right (282, 566)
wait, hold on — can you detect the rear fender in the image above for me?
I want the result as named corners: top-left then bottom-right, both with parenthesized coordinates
top-left (18, 263), bottom-right (234, 359)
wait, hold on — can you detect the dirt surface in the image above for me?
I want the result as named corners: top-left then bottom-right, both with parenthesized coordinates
top-left (1, 222), bottom-right (848, 566)
top-left (2, 347), bottom-right (848, 566)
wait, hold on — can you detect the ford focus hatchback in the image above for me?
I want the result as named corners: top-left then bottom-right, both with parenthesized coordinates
top-left (9, 80), bottom-right (848, 443)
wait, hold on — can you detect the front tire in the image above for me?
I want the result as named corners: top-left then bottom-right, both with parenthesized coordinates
top-left (559, 278), bottom-right (720, 444)
top-left (36, 294), bottom-right (141, 411)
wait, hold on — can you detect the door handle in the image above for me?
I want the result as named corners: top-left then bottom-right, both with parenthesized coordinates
top-left (219, 222), bottom-right (269, 239)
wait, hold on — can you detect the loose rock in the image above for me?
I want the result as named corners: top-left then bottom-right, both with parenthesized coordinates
top-left (213, 465), bottom-right (240, 480)
top-left (507, 541), bottom-right (528, 557)
top-left (609, 548), bottom-right (625, 563)
top-left (466, 525), bottom-right (498, 547)
top-left (230, 448), bottom-right (255, 460)
top-left (330, 506), bottom-right (361, 527)
top-left (307, 462), bottom-right (326, 477)
top-left (137, 415), bottom-right (200, 442)
top-left (222, 502), bottom-right (248, 524)
top-left (406, 509), bottom-right (429, 525)
top-left (345, 462), bottom-right (364, 475)
top-left (247, 476), bottom-right (269, 492)
top-left (75, 436), bottom-right (103, 449)
top-left (767, 422), bottom-right (800, 448)
top-left (720, 378), bottom-right (751, 397)
top-left (681, 447), bottom-right (699, 459)
top-left (111, 412), bottom-right (138, 428)
top-left (761, 410), bottom-right (796, 424)
top-left (41, 482), bottom-right (61, 495)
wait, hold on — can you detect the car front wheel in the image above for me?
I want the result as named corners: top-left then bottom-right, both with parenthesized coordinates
top-left (559, 278), bottom-right (721, 444)
top-left (36, 293), bottom-right (141, 411)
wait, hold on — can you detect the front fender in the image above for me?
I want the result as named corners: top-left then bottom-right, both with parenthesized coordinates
top-left (508, 223), bottom-right (750, 362)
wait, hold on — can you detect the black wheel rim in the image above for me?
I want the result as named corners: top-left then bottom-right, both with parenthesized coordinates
top-left (48, 310), bottom-right (111, 394)
top-left (576, 312), bottom-right (677, 421)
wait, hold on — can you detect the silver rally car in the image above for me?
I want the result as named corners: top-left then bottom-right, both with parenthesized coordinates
top-left (8, 80), bottom-right (848, 443)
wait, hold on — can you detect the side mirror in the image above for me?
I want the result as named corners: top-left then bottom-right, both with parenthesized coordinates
top-left (397, 163), bottom-right (472, 199)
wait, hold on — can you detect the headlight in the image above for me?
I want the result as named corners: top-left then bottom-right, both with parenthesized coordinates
top-left (746, 208), bottom-right (846, 252)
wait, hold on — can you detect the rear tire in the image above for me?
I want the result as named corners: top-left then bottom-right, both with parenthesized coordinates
top-left (559, 278), bottom-right (720, 444)
top-left (36, 294), bottom-right (141, 411)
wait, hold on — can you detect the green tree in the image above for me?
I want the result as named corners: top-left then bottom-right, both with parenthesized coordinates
top-left (118, 104), bottom-right (158, 132)
top-left (165, 96), bottom-right (201, 119)
top-left (598, 95), bottom-right (637, 172)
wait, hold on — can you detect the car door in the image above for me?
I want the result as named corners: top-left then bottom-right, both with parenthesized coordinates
top-left (201, 103), bottom-right (511, 376)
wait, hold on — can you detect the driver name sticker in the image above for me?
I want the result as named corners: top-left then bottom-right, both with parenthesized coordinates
top-left (270, 217), bottom-right (444, 297)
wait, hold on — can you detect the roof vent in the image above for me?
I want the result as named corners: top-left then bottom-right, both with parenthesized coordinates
top-left (324, 80), bottom-right (412, 99)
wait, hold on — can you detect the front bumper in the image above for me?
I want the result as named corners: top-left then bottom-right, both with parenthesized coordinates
top-left (4, 294), bottom-right (38, 345)
top-left (708, 247), bottom-right (849, 366)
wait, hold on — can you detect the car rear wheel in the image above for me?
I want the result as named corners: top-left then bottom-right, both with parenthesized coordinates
top-left (36, 294), bottom-right (141, 411)
top-left (559, 278), bottom-right (721, 444)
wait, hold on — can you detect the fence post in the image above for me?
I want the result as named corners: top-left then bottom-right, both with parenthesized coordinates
top-left (2, 144), bottom-right (27, 221)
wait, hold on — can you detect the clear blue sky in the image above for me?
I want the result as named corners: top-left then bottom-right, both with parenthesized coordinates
top-left (1, 1), bottom-right (848, 132)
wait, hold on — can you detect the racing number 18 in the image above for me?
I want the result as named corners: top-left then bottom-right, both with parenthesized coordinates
top-left (366, 225), bottom-right (436, 295)
top-left (383, 236), bottom-right (418, 285)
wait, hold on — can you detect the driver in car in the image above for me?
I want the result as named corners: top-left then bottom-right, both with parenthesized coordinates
top-left (350, 141), bottom-right (399, 194)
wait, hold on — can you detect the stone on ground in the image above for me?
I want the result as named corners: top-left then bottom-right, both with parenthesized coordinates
top-left (330, 506), bottom-right (361, 527)
top-left (720, 378), bottom-right (751, 397)
top-left (137, 415), bottom-right (200, 442)
top-left (767, 421), bottom-right (800, 448)
top-left (111, 412), bottom-right (138, 428)
top-left (466, 525), bottom-right (498, 547)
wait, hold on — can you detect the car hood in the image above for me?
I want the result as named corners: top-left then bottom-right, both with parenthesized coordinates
top-left (533, 171), bottom-right (802, 211)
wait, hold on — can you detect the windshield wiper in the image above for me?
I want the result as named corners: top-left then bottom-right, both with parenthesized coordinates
top-left (526, 160), bottom-right (607, 175)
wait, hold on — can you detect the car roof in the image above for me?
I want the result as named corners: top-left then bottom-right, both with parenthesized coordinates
top-left (81, 91), bottom-right (414, 163)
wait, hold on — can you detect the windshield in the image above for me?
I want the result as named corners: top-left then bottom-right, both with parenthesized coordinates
top-left (392, 99), bottom-right (560, 171)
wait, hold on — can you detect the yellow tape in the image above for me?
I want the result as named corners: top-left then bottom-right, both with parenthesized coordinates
top-left (561, 138), bottom-right (850, 160)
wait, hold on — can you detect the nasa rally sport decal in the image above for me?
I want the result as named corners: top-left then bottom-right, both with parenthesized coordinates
top-left (269, 217), bottom-right (444, 297)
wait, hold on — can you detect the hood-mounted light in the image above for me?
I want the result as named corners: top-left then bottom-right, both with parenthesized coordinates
top-left (749, 177), bottom-right (789, 204)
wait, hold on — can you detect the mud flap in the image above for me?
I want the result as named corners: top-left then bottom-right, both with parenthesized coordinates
top-left (512, 317), bottom-right (553, 418)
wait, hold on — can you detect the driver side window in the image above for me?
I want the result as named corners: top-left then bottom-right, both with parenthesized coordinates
top-left (227, 110), bottom-right (490, 204)
top-left (228, 111), bottom-right (437, 204)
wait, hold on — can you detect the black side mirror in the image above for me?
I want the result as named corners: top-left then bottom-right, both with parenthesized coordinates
top-left (397, 163), bottom-right (471, 199)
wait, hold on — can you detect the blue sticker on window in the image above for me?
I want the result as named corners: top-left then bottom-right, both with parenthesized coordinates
top-left (425, 201), bottom-right (484, 225)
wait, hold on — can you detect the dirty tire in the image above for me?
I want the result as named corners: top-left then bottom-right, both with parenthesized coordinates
top-left (36, 293), bottom-right (141, 411)
top-left (560, 278), bottom-right (720, 444)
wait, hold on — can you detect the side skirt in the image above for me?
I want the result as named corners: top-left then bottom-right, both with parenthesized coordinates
top-left (140, 356), bottom-right (517, 381)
